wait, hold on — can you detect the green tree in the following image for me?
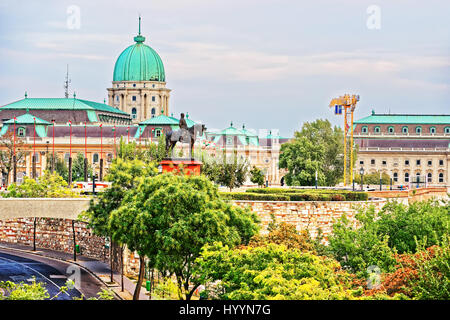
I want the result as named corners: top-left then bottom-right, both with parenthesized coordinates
top-left (250, 166), bottom-right (265, 187)
top-left (195, 243), bottom-right (354, 300)
top-left (2, 170), bottom-right (81, 198)
top-left (110, 173), bottom-right (260, 300)
top-left (203, 151), bottom-right (249, 191)
top-left (279, 119), bottom-right (356, 186)
top-left (82, 157), bottom-right (158, 300)
top-left (46, 154), bottom-right (69, 181)
top-left (355, 170), bottom-right (391, 185)
top-left (71, 153), bottom-right (93, 182)
top-left (0, 131), bottom-right (27, 186)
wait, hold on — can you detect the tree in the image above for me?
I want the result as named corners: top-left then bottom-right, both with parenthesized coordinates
top-left (250, 166), bottom-right (265, 187)
top-left (0, 131), bottom-right (27, 186)
top-left (82, 157), bottom-right (158, 300)
top-left (71, 153), bottom-right (93, 182)
top-left (202, 151), bottom-right (249, 191)
top-left (2, 170), bottom-right (81, 198)
top-left (354, 170), bottom-right (390, 185)
top-left (46, 155), bottom-right (69, 181)
top-left (195, 243), bottom-right (355, 300)
top-left (109, 173), bottom-right (260, 300)
top-left (279, 119), bottom-right (357, 186)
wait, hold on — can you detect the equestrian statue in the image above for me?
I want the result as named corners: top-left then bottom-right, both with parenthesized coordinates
top-left (165, 113), bottom-right (206, 159)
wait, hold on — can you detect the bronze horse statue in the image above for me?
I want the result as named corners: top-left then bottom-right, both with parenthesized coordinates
top-left (165, 123), bottom-right (206, 159)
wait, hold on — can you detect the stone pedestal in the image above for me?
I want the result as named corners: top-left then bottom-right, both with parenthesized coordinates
top-left (160, 158), bottom-right (202, 175)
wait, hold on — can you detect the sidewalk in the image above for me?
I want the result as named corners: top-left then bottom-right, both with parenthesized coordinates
top-left (0, 242), bottom-right (150, 300)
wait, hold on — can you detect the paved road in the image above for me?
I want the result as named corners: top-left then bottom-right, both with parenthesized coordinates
top-left (0, 248), bottom-right (106, 300)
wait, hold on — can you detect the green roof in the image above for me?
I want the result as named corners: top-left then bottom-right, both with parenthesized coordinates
top-left (355, 113), bottom-right (450, 125)
top-left (240, 124), bottom-right (258, 137)
top-left (139, 114), bottom-right (179, 125)
top-left (1, 98), bottom-right (129, 116)
top-left (4, 112), bottom-right (51, 125)
top-left (113, 21), bottom-right (165, 82)
top-left (216, 122), bottom-right (246, 136)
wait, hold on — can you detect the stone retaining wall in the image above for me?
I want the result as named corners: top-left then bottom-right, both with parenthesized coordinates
top-left (232, 199), bottom-right (387, 242)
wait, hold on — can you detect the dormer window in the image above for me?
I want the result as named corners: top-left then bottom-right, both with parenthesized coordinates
top-left (17, 127), bottom-right (26, 137)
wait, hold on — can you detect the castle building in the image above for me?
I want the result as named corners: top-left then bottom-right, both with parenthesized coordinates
top-left (354, 111), bottom-right (450, 186)
top-left (107, 18), bottom-right (170, 123)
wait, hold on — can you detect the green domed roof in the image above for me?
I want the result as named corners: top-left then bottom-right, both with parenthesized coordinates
top-left (113, 20), bottom-right (165, 82)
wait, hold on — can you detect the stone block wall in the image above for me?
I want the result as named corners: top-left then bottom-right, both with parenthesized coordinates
top-left (232, 200), bottom-right (387, 242)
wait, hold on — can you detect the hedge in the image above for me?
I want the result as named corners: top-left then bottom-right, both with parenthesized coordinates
top-left (241, 188), bottom-right (368, 201)
top-left (220, 192), bottom-right (290, 201)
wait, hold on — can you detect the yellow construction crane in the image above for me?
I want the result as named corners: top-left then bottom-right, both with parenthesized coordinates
top-left (329, 94), bottom-right (360, 186)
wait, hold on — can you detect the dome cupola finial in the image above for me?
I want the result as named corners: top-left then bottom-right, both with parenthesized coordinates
top-left (134, 15), bottom-right (146, 43)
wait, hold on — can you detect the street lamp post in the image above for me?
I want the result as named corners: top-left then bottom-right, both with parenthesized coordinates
top-left (360, 167), bottom-right (364, 191)
top-left (315, 170), bottom-right (318, 189)
top-left (379, 172), bottom-right (382, 191)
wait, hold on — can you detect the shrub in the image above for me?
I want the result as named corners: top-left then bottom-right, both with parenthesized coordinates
top-left (220, 192), bottom-right (290, 201)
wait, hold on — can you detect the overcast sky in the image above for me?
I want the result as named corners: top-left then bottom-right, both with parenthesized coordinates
top-left (0, 0), bottom-right (449, 137)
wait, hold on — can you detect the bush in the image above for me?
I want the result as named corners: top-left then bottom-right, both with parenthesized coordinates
top-left (220, 192), bottom-right (290, 201)
top-left (244, 188), bottom-right (368, 201)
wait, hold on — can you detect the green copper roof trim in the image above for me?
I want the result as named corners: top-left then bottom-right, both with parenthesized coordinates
top-left (355, 114), bottom-right (450, 125)
top-left (139, 114), bottom-right (178, 125)
top-left (86, 110), bottom-right (98, 122)
top-left (4, 112), bottom-right (51, 125)
top-left (0, 125), bottom-right (9, 136)
top-left (1, 98), bottom-right (129, 116)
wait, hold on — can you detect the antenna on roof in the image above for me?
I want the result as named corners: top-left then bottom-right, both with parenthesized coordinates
top-left (64, 64), bottom-right (71, 98)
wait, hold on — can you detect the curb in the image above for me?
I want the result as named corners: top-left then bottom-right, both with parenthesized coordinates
top-left (0, 244), bottom-right (123, 300)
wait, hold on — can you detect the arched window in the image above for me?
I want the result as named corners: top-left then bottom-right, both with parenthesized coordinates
top-left (361, 126), bottom-right (368, 133)
top-left (374, 126), bottom-right (381, 133)
top-left (445, 127), bottom-right (450, 134)
top-left (388, 126), bottom-right (394, 134)
top-left (427, 172), bottom-right (432, 183)
top-left (17, 127), bottom-right (26, 137)
top-left (430, 126), bottom-right (436, 134)
top-left (132, 108), bottom-right (137, 119)
top-left (402, 126), bottom-right (408, 134)
top-left (438, 173), bottom-right (444, 183)
top-left (151, 108), bottom-right (156, 118)
top-left (415, 126), bottom-right (422, 134)
top-left (404, 172), bottom-right (409, 182)
top-left (393, 172), bottom-right (398, 182)
top-left (415, 172), bottom-right (421, 183)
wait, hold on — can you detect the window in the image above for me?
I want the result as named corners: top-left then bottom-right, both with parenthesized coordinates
top-left (430, 127), bottom-right (436, 134)
top-left (439, 173), bottom-right (444, 183)
top-left (226, 137), bottom-right (233, 145)
top-left (427, 173), bottom-right (432, 183)
top-left (133, 84), bottom-right (136, 87)
top-left (64, 153), bottom-right (70, 163)
top-left (132, 96), bottom-right (137, 101)
top-left (405, 160), bottom-right (410, 166)
top-left (155, 129), bottom-right (162, 137)
top-left (427, 160), bottom-right (432, 166)
top-left (151, 108), bottom-right (156, 118)
top-left (359, 160), bottom-right (364, 165)
top-left (132, 108), bottom-right (137, 119)
top-left (116, 95), bottom-right (119, 101)
top-left (33, 152), bottom-right (39, 163)
top-left (445, 127), bottom-right (450, 134)
top-left (393, 172), bottom-right (398, 182)
top-left (439, 160), bottom-right (444, 166)
top-left (415, 126), bottom-right (422, 134)
top-left (361, 126), bottom-right (368, 133)
top-left (388, 126), bottom-right (394, 134)
top-left (152, 84), bottom-right (155, 88)
top-left (416, 160), bottom-right (421, 166)
top-left (93, 153), bottom-right (99, 163)
top-left (415, 172), bottom-right (421, 183)
top-left (374, 126), bottom-right (381, 133)
top-left (382, 160), bottom-right (387, 166)
top-left (405, 172), bottom-right (409, 182)
top-left (107, 153), bottom-right (113, 163)
top-left (402, 126), bottom-right (408, 134)
top-left (17, 127), bottom-right (26, 137)
top-left (371, 159), bottom-right (375, 165)
top-left (152, 96), bottom-right (156, 102)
